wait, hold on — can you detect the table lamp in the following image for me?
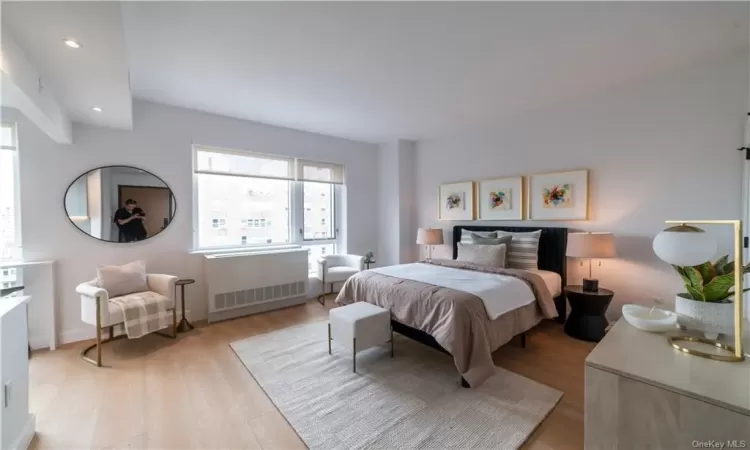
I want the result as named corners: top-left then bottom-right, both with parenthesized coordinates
top-left (652, 221), bottom-right (744, 362)
top-left (416, 228), bottom-right (444, 259)
top-left (566, 232), bottom-right (616, 292)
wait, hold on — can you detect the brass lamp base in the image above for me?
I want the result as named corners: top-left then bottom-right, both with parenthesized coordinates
top-left (667, 336), bottom-right (745, 363)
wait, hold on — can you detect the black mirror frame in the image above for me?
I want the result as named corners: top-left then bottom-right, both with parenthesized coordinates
top-left (63, 165), bottom-right (177, 244)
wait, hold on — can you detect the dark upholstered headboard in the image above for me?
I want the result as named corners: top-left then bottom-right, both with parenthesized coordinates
top-left (452, 225), bottom-right (569, 321)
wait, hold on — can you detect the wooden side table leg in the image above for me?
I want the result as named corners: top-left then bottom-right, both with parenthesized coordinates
top-left (176, 284), bottom-right (194, 333)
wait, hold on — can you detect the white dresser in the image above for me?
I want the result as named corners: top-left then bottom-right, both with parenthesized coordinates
top-left (585, 320), bottom-right (750, 449)
top-left (0, 295), bottom-right (34, 450)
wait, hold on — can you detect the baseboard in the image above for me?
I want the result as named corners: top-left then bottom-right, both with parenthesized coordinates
top-left (28, 334), bottom-right (49, 350)
top-left (10, 413), bottom-right (35, 450)
top-left (59, 327), bottom-right (96, 345)
top-left (208, 296), bottom-right (308, 323)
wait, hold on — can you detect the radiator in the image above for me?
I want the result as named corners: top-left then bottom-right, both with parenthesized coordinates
top-left (203, 248), bottom-right (309, 323)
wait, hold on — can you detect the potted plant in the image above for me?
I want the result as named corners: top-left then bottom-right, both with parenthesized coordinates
top-left (671, 255), bottom-right (750, 339)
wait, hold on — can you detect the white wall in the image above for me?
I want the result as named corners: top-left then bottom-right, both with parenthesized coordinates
top-left (414, 53), bottom-right (749, 318)
top-left (7, 100), bottom-right (378, 345)
top-left (377, 139), bottom-right (416, 267)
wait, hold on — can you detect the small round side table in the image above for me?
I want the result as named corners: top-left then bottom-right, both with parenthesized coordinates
top-left (175, 279), bottom-right (196, 333)
top-left (364, 260), bottom-right (376, 270)
top-left (564, 285), bottom-right (614, 342)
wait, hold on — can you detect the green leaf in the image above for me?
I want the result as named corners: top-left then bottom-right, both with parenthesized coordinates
top-left (713, 255), bottom-right (729, 274)
top-left (683, 266), bottom-right (704, 290)
top-left (696, 261), bottom-right (716, 284)
top-left (702, 273), bottom-right (734, 302)
top-left (722, 262), bottom-right (735, 275)
top-left (686, 285), bottom-right (705, 301)
top-left (672, 265), bottom-right (692, 287)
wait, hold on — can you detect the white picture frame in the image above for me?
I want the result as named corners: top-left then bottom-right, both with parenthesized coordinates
top-left (438, 181), bottom-right (475, 221)
top-left (476, 176), bottom-right (523, 221)
top-left (527, 169), bottom-right (589, 220)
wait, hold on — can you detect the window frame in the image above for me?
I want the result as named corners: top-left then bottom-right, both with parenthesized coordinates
top-left (192, 145), bottom-right (343, 256)
top-left (0, 122), bottom-right (22, 261)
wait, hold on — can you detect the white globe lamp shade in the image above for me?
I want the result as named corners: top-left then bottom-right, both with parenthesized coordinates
top-left (652, 225), bottom-right (717, 266)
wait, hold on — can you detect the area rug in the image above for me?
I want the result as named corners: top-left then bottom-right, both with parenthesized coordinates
top-left (230, 322), bottom-right (562, 450)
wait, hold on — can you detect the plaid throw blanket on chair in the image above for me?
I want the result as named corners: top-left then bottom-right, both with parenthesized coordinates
top-left (109, 291), bottom-right (172, 339)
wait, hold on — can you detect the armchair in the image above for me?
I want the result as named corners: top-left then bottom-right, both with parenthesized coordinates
top-left (316, 254), bottom-right (364, 305)
top-left (77, 273), bottom-right (178, 367)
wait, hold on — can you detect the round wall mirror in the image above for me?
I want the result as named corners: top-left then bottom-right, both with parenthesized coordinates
top-left (64, 166), bottom-right (176, 243)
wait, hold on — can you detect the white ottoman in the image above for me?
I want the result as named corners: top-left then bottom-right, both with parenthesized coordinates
top-left (328, 302), bottom-right (393, 372)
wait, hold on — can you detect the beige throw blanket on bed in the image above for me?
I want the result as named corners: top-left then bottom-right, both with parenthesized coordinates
top-left (109, 291), bottom-right (172, 339)
top-left (335, 259), bottom-right (557, 387)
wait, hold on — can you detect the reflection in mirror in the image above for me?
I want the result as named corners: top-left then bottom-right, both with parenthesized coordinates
top-left (64, 166), bottom-right (176, 243)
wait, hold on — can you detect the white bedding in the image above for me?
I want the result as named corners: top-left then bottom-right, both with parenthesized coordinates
top-left (528, 269), bottom-right (562, 297)
top-left (370, 263), bottom-right (536, 320)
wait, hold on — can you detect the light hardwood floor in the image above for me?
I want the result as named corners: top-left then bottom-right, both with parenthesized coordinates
top-left (29, 297), bottom-right (595, 450)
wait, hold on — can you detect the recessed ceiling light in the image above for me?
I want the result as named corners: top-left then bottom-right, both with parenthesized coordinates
top-left (63, 39), bottom-right (81, 49)
top-left (92, 107), bottom-right (102, 112)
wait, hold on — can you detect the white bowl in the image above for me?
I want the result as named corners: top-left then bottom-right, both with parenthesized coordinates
top-left (622, 304), bottom-right (678, 333)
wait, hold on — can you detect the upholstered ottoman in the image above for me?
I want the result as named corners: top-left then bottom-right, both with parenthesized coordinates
top-left (328, 302), bottom-right (393, 372)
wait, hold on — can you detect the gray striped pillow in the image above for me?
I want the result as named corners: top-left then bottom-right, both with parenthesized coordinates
top-left (460, 230), bottom-right (497, 245)
top-left (495, 230), bottom-right (542, 270)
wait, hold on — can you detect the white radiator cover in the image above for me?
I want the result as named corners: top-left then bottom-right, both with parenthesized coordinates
top-left (203, 248), bottom-right (309, 323)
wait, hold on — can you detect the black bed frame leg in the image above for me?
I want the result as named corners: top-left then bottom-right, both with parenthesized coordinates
top-left (460, 377), bottom-right (470, 388)
top-left (520, 331), bottom-right (527, 349)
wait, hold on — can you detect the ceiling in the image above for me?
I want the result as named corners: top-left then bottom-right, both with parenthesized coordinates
top-left (2, 2), bottom-right (748, 143)
top-left (2, 2), bottom-right (132, 130)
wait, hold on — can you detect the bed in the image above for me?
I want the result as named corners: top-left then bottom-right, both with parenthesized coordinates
top-left (335, 225), bottom-right (568, 387)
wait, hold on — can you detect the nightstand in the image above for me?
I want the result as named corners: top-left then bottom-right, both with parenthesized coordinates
top-left (564, 285), bottom-right (614, 342)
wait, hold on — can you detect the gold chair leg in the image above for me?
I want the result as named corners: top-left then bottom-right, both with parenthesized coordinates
top-left (81, 297), bottom-right (104, 367)
top-left (154, 308), bottom-right (178, 339)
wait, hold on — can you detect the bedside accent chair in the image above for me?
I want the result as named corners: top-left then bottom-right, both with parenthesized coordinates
top-left (316, 254), bottom-right (364, 305)
top-left (76, 273), bottom-right (178, 367)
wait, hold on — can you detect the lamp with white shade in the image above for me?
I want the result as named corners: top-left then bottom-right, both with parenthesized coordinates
top-left (652, 220), bottom-right (744, 363)
top-left (566, 232), bottom-right (616, 292)
top-left (416, 228), bottom-right (444, 259)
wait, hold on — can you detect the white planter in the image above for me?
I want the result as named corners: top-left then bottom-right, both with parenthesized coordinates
top-left (674, 294), bottom-right (734, 339)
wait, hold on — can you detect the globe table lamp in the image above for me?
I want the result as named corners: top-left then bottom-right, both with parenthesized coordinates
top-left (652, 221), bottom-right (744, 362)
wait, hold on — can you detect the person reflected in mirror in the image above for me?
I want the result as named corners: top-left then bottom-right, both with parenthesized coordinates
top-left (114, 199), bottom-right (148, 242)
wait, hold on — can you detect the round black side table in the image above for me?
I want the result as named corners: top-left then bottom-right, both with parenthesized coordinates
top-left (364, 260), bottom-right (376, 270)
top-left (175, 279), bottom-right (195, 333)
top-left (564, 285), bottom-right (614, 342)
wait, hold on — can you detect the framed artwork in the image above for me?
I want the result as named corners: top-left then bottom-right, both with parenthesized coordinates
top-left (438, 181), bottom-right (475, 221)
top-left (527, 169), bottom-right (588, 220)
top-left (476, 176), bottom-right (523, 220)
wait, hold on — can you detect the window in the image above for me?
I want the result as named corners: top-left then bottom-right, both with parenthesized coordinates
top-left (194, 147), bottom-right (343, 269)
top-left (303, 182), bottom-right (335, 240)
top-left (0, 122), bottom-right (20, 261)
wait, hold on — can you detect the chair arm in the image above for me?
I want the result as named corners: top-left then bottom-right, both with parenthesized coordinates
top-left (316, 258), bottom-right (328, 282)
top-left (342, 254), bottom-right (365, 271)
top-left (76, 282), bottom-right (108, 300)
top-left (77, 281), bottom-right (111, 325)
top-left (147, 274), bottom-right (178, 303)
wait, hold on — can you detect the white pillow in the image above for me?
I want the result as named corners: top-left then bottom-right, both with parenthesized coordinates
top-left (456, 243), bottom-right (507, 268)
top-left (96, 260), bottom-right (148, 298)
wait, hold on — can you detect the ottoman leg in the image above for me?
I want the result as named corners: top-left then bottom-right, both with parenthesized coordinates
top-left (328, 323), bottom-right (332, 355)
top-left (352, 337), bottom-right (356, 373)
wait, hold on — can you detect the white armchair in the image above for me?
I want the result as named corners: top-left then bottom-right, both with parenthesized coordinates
top-left (77, 273), bottom-right (178, 367)
top-left (316, 254), bottom-right (364, 305)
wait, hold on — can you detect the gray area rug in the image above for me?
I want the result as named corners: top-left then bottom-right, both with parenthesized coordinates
top-left (231, 322), bottom-right (562, 450)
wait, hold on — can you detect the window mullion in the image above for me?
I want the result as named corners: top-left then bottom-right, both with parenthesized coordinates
top-left (290, 181), bottom-right (303, 245)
